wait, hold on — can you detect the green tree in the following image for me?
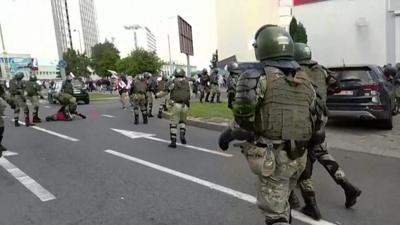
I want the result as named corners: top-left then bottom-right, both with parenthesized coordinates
top-left (294, 23), bottom-right (308, 44)
top-left (117, 48), bottom-right (163, 76)
top-left (289, 17), bottom-right (298, 39)
top-left (91, 41), bottom-right (120, 77)
top-left (63, 49), bottom-right (90, 77)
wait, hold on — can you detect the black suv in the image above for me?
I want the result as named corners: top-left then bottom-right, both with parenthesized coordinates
top-left (327, 65), bottom-right (397, 130)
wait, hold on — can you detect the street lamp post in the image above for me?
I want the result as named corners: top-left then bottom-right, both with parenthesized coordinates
top-left (73, 29), bottom-right (83, 54)
top-left (124, 25), bottom-right (142, 50)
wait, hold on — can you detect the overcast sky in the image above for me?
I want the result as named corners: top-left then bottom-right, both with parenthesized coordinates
top-left (0, 0), bottom-right (217, 69)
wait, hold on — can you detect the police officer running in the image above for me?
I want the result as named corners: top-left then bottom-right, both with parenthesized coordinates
top-left (219, 25), bottom-right (325, 225)
top-left (226, 62), bottom-right (241, 109)
top-left (25, 73), bottom-right (42, 123)
top-left (292, 43), bottom-right (361, 220)
top-left (156, 74), bottom-right (168, 119)
top-left (0, 82), bottom-right (12, 157)
top-left (130, 74), bottom-right (148, 124)
top-left (9, 72), bottom-right (34, 127)
top-left (156, 68), bottom-right (191, 148)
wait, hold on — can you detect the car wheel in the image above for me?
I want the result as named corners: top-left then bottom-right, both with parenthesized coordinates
top-left (84, 99), bottom-right (90, 104)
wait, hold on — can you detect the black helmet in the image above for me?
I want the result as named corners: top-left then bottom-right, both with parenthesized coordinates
top-left (211, 68), bottom-right (219, 75)
top-left (174, 68), bottom-right (185, 77)
top-left (253, 24), bottom-right (294, 61)
top-left (294, 42), bottom-right (312, 62)
top-left (202, 68), bottom-right (208, 75)
top-left (143, 72), bottom-right (152, 79)
top-left (29, 74), bottom-right (37, 81)
top-left (227, 62), bottom-right (240, 74)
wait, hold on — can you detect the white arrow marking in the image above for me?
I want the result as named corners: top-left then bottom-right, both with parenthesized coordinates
top-left (11, 120), bottom-right (79, 142)
top-left (2, 151), bottom-right (18, 157)
top-left (105, 150), bottom-right (336, 225)
top-left (101, 114), bottom-right (115, 118)
top-left (0, 157), bottom-right (56, 202)
top-left (111, 128), bottom-right (233, 157)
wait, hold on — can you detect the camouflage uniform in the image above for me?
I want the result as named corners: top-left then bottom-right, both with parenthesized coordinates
top-left (9, 72), bottom-right (31, 127)
top-left (226, 62), bottom-right (241, 109)
top-left (220, 25), bottom-right (323, 225)
top-left (293, 43), bottom-right (361, 219)
top-left (145, 73), bottom-right (157, 117)
top-left (59, 79), bottom-right (77, 120)
top-left (199, 69), bottom-right (210, 103)
top-left (157, 75), bottom-right (168, 119)
top-left (130, 75), bottom-right (148, 124)
top-left (25, 74), bottom-right (42, 123)
top-left (0, 83), bottom-right (10, 156)
top-left (157, 69), bottom-right (190, 148)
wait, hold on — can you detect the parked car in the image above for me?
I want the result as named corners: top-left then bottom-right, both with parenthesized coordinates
top-left (327, 65), bottom-right (397, 130)
top-left (48, 80), bottom-right (90, 105)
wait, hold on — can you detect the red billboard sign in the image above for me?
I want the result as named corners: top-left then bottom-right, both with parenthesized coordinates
top-left (294, 0), bottom-right (327, 6)
top-left (177, 15), bottom-right (194, 56)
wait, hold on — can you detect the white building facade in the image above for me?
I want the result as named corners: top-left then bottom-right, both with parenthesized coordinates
top-left (292, 0), bottom-right (400, 66)
top-left (79, 0), bottom-right (100, 57)
top-left (50, 0), bottom-right (73, 58)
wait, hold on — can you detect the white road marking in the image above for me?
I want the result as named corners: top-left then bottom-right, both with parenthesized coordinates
top-left (111, 128), bottom-right (233, 157)
top-left (44, 106), bottom-right (51, 109)
top-left (0, 157), bottom-right (56, 202)
top-left (105, 150), bottom-right (336, 225)
top-left (2, 151), bottom-right (18, 157)
top-left (101, 114), bottom-right (115, 118)
top-left (11, 120), bottom-right (79, 142)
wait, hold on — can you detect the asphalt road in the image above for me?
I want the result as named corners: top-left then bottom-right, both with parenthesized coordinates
top-left (0, 99), bottom-right (399, 225)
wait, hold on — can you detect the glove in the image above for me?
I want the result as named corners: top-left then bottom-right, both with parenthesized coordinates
top-left (185, 101), bottom-right (190, 108)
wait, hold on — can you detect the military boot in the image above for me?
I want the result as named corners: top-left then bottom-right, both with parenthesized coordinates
top-left (0, 126), bottom-right (7, 153)
top-left (289, 191), bottom-right (301, 209)
top-left (157, 109), bottom-right (163, 119)
top-left (301, 193), bottom-right (322, 220)
top-left (14, 117), bottom-right (20, 127)
top-left (142, 111), bottom-right (148, 124)
top-left (169, 124), bottom-right (177, 148)
top-left (205, 93), bottom-right (210, 102)
top-left (33, 110), bottom-right (42, 123)
top-left (180, 127), bottom-right (187, 145)
top-left (210, 94), bottom-right (215, 103)
top-left (148, 104), bottom-right (154, 117)
top-left (134, 114), bottom-right (139, 125)
top-left (340, 179), bottom-right (362, 208)
top-left (25, 113), bottom-right (35, 127)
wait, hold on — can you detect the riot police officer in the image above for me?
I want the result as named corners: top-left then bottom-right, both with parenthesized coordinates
top-left (293, 42), bottom-right (361, 220)
top-left (157, 74), bottom-right (168, 119)
top-left (144, 72), bottom-right (157, 117)
top-left (25, 73), bottom-right (42, 123)
top-left (219, 25), bottom-right (324, 225)
top-left (156, 68), bottom-right (190, 148)
top-left (226, 62), bottom-right (241, 109)
top-left (0, 82), bottom-right (11, 157)
top-left (199, 68), bottom-right (210, 103)
top-left (210, 68), bottom-right (221, 103)
top-left (59, 74), bottom-right (78, 120)
top-left (130, 74), bottom-right (148, 124)
top-left (9, 72), bottom-right (33, 127)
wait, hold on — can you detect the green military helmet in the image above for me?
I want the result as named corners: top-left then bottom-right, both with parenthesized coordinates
top-left (143, 72), bottom-right (152, 79)
top-left (14, 72), bottom-right (25, 80)
top-left (211, 68), bottom-right (219, 75)
top-left (174, 68), bottom-right (185, 77)
top-left (227, 62), bottom-right (240, 75)
top-left (294, 42), bottom-right (312, 62)
top-left (253, 24), bottom-right (294, 61)
top-left (201, 68), bottom-right (208, 75)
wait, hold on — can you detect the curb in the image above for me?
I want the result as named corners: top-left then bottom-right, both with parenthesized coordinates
top-left (90, 97), bottom-right (119, 101)
top-left (162, 112), bottom-right (228, 132)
